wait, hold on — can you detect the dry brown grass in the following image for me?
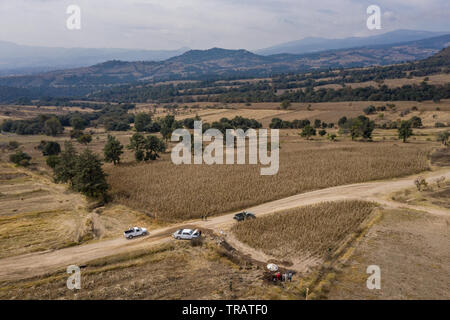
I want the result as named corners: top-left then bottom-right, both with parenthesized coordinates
top-left (0, 241), bottom-right (300, 300)
top-left (326, 208), bottom-right (450, 299)
top-left (0, 209), bottom-right (85, 258)
top-left (315, 74), bottom-right (450, 91)
top-left (106, 141), bottom-right (431, 222)
top-left (0, 162), bottom-right (157, 258)
top-left (232, 201), bottom-right (375, 260)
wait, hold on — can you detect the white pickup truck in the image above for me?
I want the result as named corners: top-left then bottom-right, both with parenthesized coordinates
top-left (172, 229), bottom-right (201, 240)
top-left (123, 227), bottom-right (148, 239)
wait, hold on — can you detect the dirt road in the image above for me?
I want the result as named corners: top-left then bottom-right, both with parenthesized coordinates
top-left (1, 168), bottom-right (449, 281)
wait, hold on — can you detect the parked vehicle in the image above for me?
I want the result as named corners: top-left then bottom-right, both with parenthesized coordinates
top-left (233, 211), bottom-right (256, 222)
top-left (172, 229), bottom-right (201, 240)
top-left (123, 227), bottom-right (148, 239)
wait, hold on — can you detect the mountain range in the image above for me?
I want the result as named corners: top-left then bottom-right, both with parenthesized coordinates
top-left (256, 29), bottom-right (448, 55)
top-left (0, 32), bottom-right (449, 102)
top-left (0, 41), bottom-right (189, 76)
top-left (0, 29), bottom-right (447, 77)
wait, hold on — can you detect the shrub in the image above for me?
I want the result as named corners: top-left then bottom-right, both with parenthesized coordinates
top-left (46, 155), bottom-right (60, 169)
top-left (437, 131), bottom-right (450, 146)
top-left (9, 150), bottom-right (31, 166)
top-left (37, 141), bottom-right (61, 156)
top-left (77, 134), bottom-right (92, 145)
top-left (300, 125), bottom-right (316, 140)
top-left (409, 116), bottom-right (422, 128)
top-left (363, 105), bottom-right (376, 115)
top-left (414, 176), bottom-right (428, 191)
top-left (280, 100), bottom-right (291, 110)
top-left (7, 141), bottom-right (20, 150)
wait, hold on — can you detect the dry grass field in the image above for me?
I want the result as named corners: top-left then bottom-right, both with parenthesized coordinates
top-left (106, 140), bottom-right (432, 221)
top-left (132, 99), bottom-right (450, 128)
top-left (0, 162), bottom-right (88, 258)
top-left (232, 201), bottom-right (375, 260)
top-left (0, 161), bottom-right (157, 259)
top-left (326, 207), bottom-right (450, 300)
top-left (391, 179), bottom-right (450, 209)
top-left (0, 241), bottom-right (304, 300)
top-left (0, 104), bottom-right (94, 121)
top-left (315, 74), bottom-right (450, 91)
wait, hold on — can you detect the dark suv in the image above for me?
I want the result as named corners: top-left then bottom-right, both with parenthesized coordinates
top-left (233, 211), bottom-right (256, 222)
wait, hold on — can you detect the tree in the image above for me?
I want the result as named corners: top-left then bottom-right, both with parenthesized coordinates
top-left (128, 133), bottom-right (147, 161)
top-left (127, 133), bottom-right (166, 162)
top-left (144, 135), bottom-right (166, 160)
top-left (319, 129), bottom-right (327, 136)
top-left (409, 116), bottom-right (423, 128)
top-left (77, 133), bottom-right (92, 145)
top-left (437, 131), bottom-right (450, 146)
top-left (160, 115), bottom-right (180, 141)
top-left (70, 116), bottom-right (87, 130)
top-left (269, 118), bottom-right (283, 129)
top-left (9, 150), bottom-right (31, 166)
top-left (44, 117), bottom-right (63, 136)
top-left (314, 119), bottom-right (322, 128)
top-left (350, 116), bottom-right (374, 141)
top-left (398, 120), bottom-right (413, 143)
top-left (300, 125), bottom-right (316, 140)
top-left (53, 142), bottom-right (78, 184)
top-left (103, 135), bottom-right (123, 165)
top-left (38, 141), bottom-right (61, 156)
top-left (338, 116), bottom-right (348, 127)
top-left (71, 149), bottom-right (108, 199)
top-left (134, 113), bottom-right (152, 132)
top-left (51, 144), bottom-right (109, 200)
top-left (280, 100), bottom-right (291, 110)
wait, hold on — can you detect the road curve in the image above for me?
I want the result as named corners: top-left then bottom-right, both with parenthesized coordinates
top-left (0, 168), bottom-right (449, 282)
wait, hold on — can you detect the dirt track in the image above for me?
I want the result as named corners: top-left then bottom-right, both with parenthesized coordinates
top-left (0, 168), bottom-right (449, 281)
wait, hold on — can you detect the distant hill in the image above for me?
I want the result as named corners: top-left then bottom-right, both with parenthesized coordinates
top-left (256, 29), bottom-right (448, 55)
top-left (0, 41), bottom-right (189, 75)
top-left (417, 46), bottom-right (450, 67)
top-left (0, 34), bottom-right (449, 100)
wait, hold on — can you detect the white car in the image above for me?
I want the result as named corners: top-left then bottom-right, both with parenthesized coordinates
top-left (124, 227), bottom-right (148, 239)
top-left (172, 229), bottom-right (201, 240)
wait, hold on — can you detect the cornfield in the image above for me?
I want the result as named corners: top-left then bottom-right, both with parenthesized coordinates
top-left (232, 200), bottom-right (375, 259)
top-left (106, 141), bottom-right (431, 221)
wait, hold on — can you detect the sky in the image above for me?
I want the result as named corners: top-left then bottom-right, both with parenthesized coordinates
top-left (0, 0), bottom-right (449, 50)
